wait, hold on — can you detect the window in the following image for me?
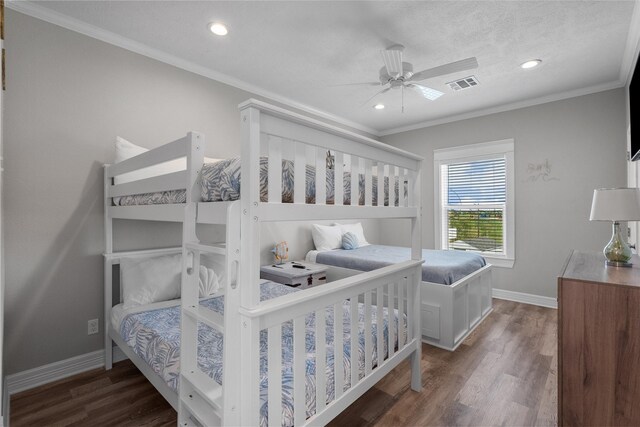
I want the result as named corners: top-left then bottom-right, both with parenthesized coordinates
top-left (434, 139), bottom-right (515, 268)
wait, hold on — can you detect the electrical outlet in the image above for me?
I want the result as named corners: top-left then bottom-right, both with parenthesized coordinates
top-left (88, 318), bottom-right (99, 335)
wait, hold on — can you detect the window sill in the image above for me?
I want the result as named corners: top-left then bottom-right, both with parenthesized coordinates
top-left (484, 256), bottom-right (514, 268)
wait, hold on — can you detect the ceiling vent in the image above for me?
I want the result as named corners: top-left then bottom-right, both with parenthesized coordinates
top-left (447, 76), bottom-right (479, 91)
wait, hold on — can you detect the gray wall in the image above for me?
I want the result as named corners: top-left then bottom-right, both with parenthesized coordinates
top-left (2, 11), bottom-right (381, 375)
top-left (380, 88), bottom-right (628, 299)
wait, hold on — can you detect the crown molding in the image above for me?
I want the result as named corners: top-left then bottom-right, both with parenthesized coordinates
top-left (6, 0), bottom-right (635, 139)
top-left (620, 0), bottom-right (640, 86)
top-left (6, 0), bottom-right (380, 137)
top-left (378, 79), bottom-right (625, 136)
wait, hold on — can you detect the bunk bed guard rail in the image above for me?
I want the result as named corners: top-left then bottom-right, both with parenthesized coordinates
top-left (233, 100), bottom-right (424, 426)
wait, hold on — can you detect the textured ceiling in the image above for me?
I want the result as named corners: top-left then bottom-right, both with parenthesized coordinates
top-left (31, 1), bottom-right (635, 133)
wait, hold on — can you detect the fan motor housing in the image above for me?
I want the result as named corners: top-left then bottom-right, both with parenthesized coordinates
top-left (379, 62), bottom-right (414, 84)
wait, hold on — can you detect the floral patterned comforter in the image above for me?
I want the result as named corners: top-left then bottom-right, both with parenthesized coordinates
top-left (119, 281), bottom-right (404, 427)
top-left (115, 157), bottom-right (404, 206)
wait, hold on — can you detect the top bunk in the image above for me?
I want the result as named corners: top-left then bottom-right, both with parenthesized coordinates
top-left (105, 99), bottom-right (423, 224)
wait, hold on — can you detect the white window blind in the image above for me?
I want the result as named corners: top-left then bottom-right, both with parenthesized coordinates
top-left (434, 139), bottom-right (515, 267)
top-left (440, 157), bottom-right (507, 254)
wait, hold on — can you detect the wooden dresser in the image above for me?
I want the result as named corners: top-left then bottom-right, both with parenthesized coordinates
top-left (558, 250), bottom-right (640, 426)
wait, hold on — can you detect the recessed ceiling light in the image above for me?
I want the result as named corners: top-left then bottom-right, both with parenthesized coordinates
top-left (209, 22), bottom-right (228, 36)
top-left (521, 59), bottom-right (542, 69)
top-left (374, 104), bottom-right (385, 110)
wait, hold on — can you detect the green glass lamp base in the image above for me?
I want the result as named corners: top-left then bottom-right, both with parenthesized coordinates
top-left (605, 260), bottom-right (633, 268)
top-left (603, 221), bottom-right (633, 268)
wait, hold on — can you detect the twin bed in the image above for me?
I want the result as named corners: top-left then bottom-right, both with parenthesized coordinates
top-left (307, 244), bottom-right (492, 351)
top-left (104, 99), bottom-right (492, 426)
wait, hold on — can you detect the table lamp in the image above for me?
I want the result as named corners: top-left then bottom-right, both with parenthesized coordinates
top-left (590, 188), bottom-right (640, 267)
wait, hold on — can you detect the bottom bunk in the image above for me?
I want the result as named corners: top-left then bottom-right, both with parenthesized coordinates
top-left (306, 245), bottom-right (493, 351)
top-left (108, 279), bottom-right (410, 426)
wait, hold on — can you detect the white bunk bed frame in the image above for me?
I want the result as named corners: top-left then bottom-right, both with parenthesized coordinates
top-left (316, 262), bottom-right (493, 351)
top-left (103, 99), bottom-right (424, 426)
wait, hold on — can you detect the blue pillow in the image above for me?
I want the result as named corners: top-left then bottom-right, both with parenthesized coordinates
top-left (342, 232), bottom-right (360, 250)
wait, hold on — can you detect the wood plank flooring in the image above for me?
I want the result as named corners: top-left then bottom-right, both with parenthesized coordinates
top-left (9, 361), bottom-right (176, 427)
top-left (329, 299), bottom-right (558, 427)
top-left (10, 299), bottom-right (557, 426)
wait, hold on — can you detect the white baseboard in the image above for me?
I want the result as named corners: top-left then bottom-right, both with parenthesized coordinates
top-left (5, 347), bottom-right (130, 396)
top-left (492, 288), bottom-right (557, 309)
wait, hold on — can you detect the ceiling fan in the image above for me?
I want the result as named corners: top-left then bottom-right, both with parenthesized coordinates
top-left (342, 45), bottom-right (478, 111)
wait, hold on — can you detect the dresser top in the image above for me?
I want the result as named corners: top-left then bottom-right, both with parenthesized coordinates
top-left (560, 250), bottom-right (640, 288)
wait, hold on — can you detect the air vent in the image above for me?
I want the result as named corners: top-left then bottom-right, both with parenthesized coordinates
top-left (447, 76), bottom-right (479, 91)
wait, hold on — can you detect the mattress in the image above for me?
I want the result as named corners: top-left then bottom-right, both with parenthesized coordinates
top-left (115, 157), bottom-right (404, 207)
top-left (113, 281), bottom-right (404, 427)
top-left (307, 245), bottom-right (486, 285)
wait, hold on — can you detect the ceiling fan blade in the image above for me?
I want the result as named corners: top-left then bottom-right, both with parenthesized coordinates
top-left (381, 45), bottom-right (404, 79)
top-left (329, 82), bottom-right (381, 87)
top-left (407, 83), bottom-right (444, 101)
top-left (409, 57), bottom-right (478, 82)
top-left (361, 86), bottom-right (391, 107)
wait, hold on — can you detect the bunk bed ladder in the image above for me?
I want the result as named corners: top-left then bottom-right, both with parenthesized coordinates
top-left (176, 132), bottom-right (227, 426)
top-left (178, 240), bottom-right (227, 426)
top-left (178, 220), bottom-right (242, 426)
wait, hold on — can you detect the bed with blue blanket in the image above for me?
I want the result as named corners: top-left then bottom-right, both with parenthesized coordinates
top-left (307, 245), bottom-right (493, 351)
top-left (307, 245), bottom-right (486, 286)
top-left (112, 281), bottom-right (404, 427)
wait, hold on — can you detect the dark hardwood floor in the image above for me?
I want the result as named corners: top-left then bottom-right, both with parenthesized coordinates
top-left (330, 299), bottom-right (557, 427)
top-left (9, 361), bottom-right (176, 427)
top-left (10, 299), bottom-right (557, 426)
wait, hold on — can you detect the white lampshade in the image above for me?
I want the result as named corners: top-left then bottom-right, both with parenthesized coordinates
top-left (590, 188), bottom-right (640, 221)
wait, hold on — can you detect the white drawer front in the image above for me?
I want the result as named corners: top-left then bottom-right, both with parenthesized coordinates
top-left (421, 303), bottom-right (440, 340)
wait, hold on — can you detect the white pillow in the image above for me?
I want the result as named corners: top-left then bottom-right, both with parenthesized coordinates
top-left (114, 137), bottom-right (221, 184)
top-left (311, 224), bottom-right (343, 251)
top-left (335, 222), bottom-right (370, 246)
top-left (121, 253), bottom-right (182, 309)
top-left (121, 253), bottom-right (224, 308)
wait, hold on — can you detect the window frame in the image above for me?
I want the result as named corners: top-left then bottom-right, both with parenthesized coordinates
top-left (434, 139), bottom-right (515, 268)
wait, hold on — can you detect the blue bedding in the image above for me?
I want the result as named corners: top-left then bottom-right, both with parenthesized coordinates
top-left (315, 245), bottom-right (486, 285)
top-left (119, 281), bottom-right (403, 427)
top-left (116, 157), bottom-right (404, 207)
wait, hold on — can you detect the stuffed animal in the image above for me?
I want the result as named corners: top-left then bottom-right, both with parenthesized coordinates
top-left (271, 241), bottom-right (289, 264)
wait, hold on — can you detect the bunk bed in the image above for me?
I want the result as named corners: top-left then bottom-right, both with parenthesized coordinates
top-left (306, 244), bottom-right (493, 351)
top-left (104, 99), bottom-right (424, 426)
